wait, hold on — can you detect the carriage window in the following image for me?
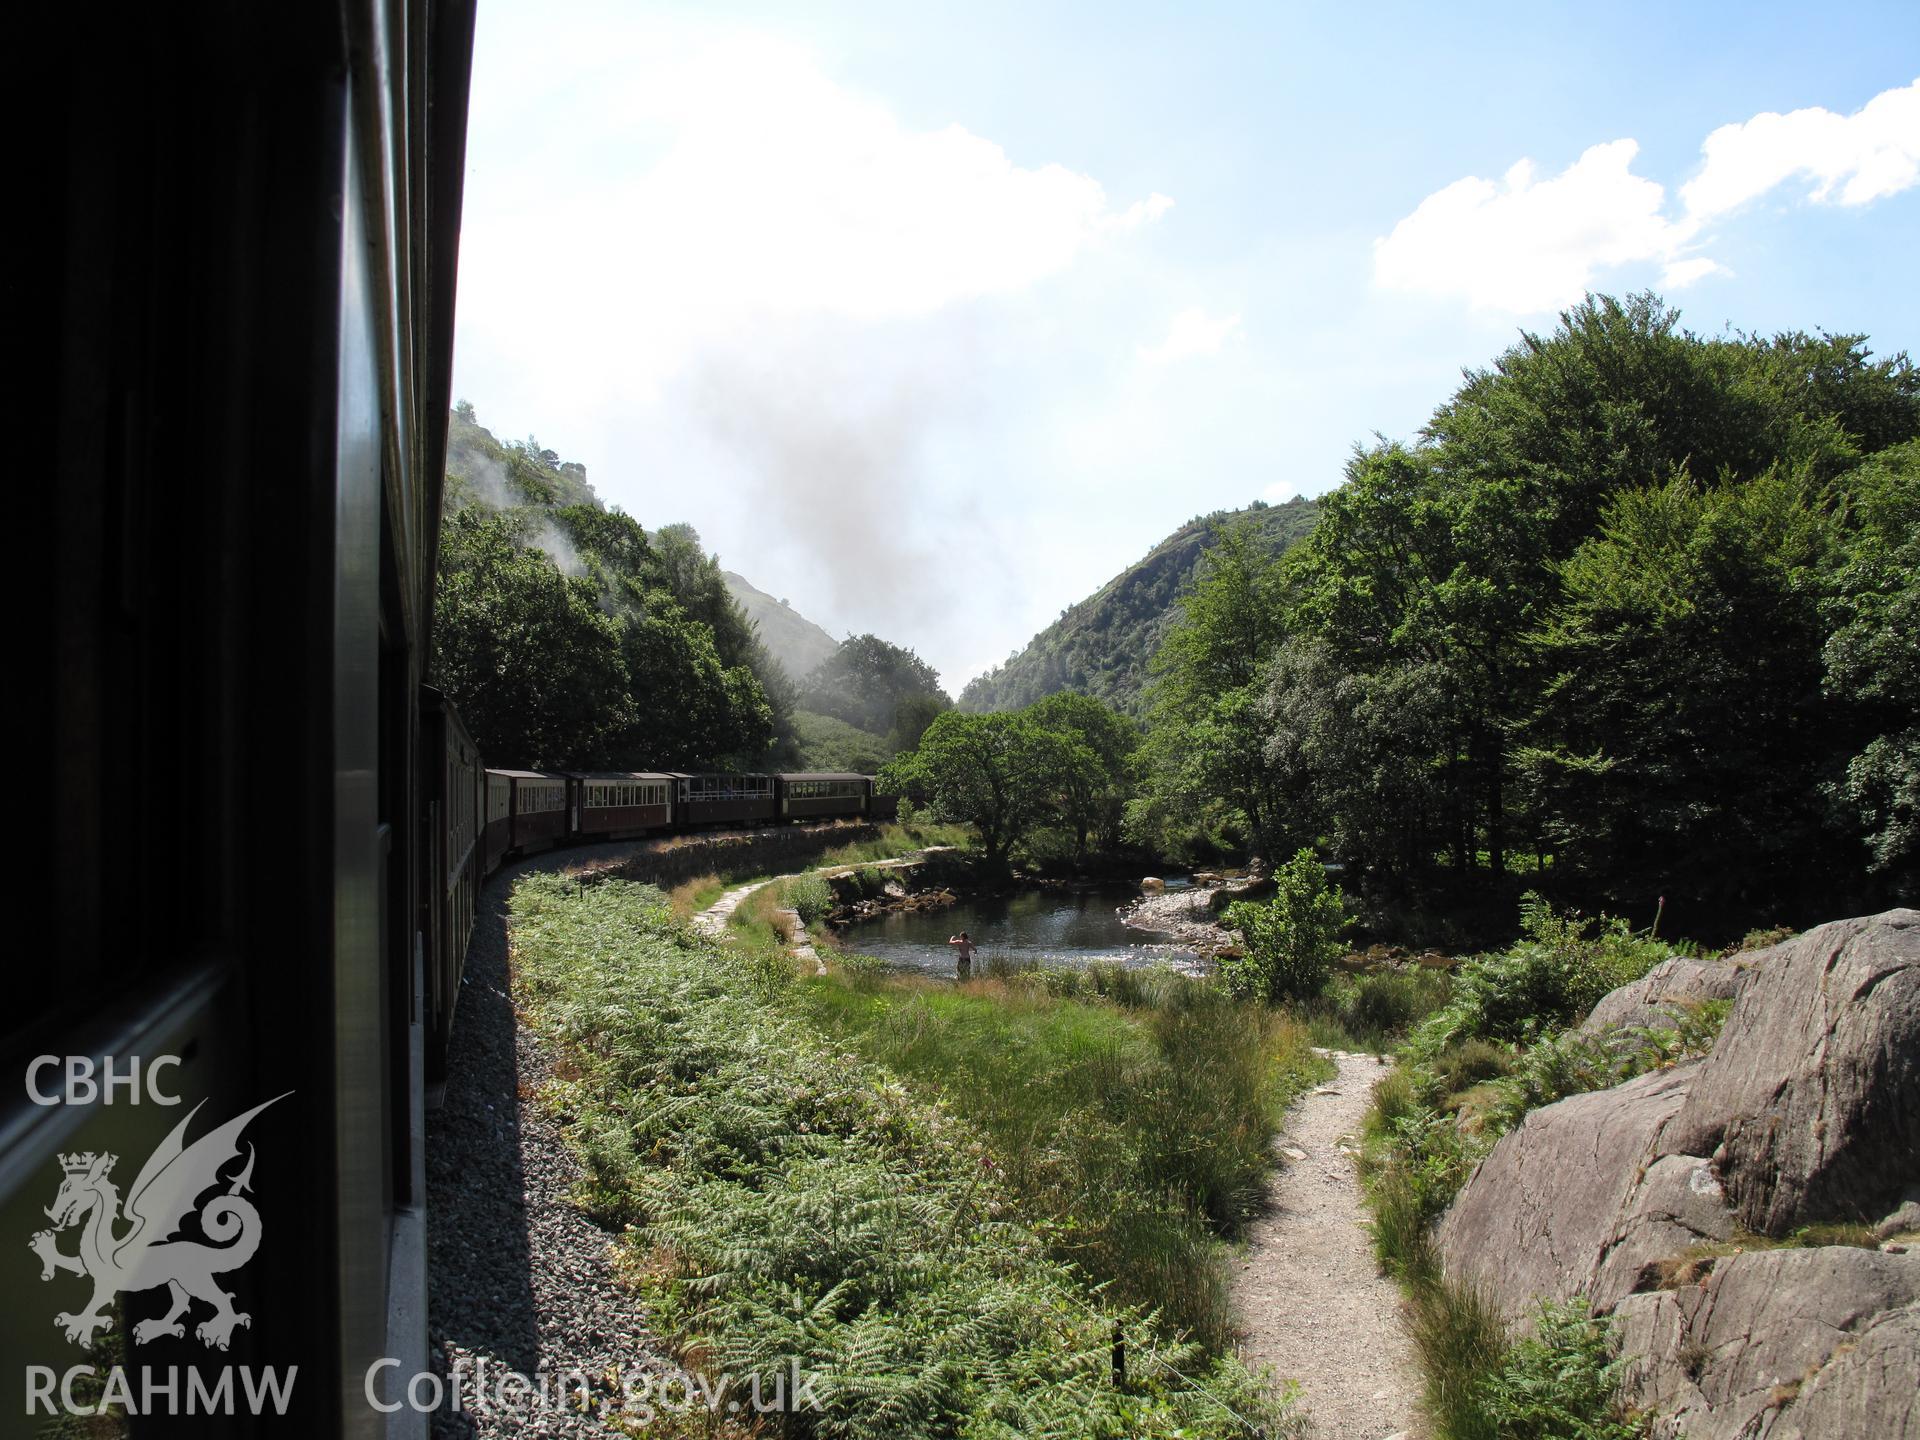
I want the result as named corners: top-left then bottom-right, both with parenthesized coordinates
top-left (790, 778), bottom-right (860, 799)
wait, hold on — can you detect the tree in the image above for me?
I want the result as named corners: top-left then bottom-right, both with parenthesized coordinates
top-left (1258, 641), bottom-right (1459, 884)
top-left (1027, 692), bottom-right (1140, 860)
top-left (803, 634), bottom-right (952, 736)
top-left (1137, 519), bottom-right (1293, 858)
top-left (1285, 442), bottom-right (1538, 875)
top-left (887, 692), bottom-right (948, 753)
top-left (1521, 469), bottom-right (1842, 921)
top-left (648, 522), bottom-right (799, 764)
top-left (1220, 849), bottom-right (1351, 1002)
top-left (879, 711), bottom-right (1068, 867)
top-left (601, 603), bottom-right (773, 770)
top-left (1821, 441), bottom-right (1920, 880)
top-left (1150, 518), bottom-right (1289, 712)
top-left (432, 507), bottom-right (629, 768)
top-left (1260, 294), bottom-right (1919, 910)
top-left (433, 420), bottom-right (786, 772)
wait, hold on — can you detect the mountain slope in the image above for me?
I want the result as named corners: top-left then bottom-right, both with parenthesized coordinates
top-left (723, 570), bottom-right (841, 683)
top-left (959, 496), bottom-right (1320, 715)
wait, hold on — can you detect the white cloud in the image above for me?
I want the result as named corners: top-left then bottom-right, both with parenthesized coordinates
top-left (1139, 306), bottom-right (1243, 363)
top-left (458, 27), bottom-right (1174, 367)
top-left (1683, 78), bottom-right (1920, 220)
top-left (1373, 140), bottom-right (1700, 313)
top-left (452, 15), bottom-right (1189, 689)
top-left (1372, 78), bottom-right (1919, 315)
top-left (1660, 256), bottom-right (1724, 289)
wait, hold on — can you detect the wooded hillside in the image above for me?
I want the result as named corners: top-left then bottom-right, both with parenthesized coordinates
top-left (959, 497), bottom-right (1320, 715)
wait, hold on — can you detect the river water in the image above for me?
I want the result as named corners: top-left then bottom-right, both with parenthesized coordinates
top-left (836, 883), bottom-right (1200, 978)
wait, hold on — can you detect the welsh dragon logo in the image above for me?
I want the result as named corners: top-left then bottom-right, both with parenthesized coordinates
top-left (29, 1094), bottom-right (288, 1351)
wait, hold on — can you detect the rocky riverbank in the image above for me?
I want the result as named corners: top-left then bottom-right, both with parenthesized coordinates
top-left (1119, 874), bottom-right (1283, 958)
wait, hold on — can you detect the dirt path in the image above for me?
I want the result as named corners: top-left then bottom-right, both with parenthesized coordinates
top-left (1234, 1049), bottom-right (1418, 1440)
top-left (689, 851), bottom-right (943, 940)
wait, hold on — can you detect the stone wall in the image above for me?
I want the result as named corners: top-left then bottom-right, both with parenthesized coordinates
top-left (598, 822), bottom-right (883, 891)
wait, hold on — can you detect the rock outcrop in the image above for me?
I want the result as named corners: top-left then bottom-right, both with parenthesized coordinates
top-left (1578, 955), bottom-right (1744, 1035)
top-left (1434, 1066), bottom-right (1734, 1315)
top-left (1612, 1248), bottom-right (1920, 1440)
top-left (1435, 908), bottom-right (1920, 1440)
top-left (1664, 909), bottom-right (1920, 1236)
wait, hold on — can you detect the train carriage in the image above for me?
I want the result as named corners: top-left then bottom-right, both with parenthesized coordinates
top-left (18, 0), bottom-right (481, 1431)
top-left (15, 3), bottom-right (906, 1416)
top-left (483, 769), bottom-right (513, 873)
top-left (424, 690), bottom-right (482, 1084)
top-left (671, 772), bottom-right (779, 827)
top-left (571, 771), bottom-right (675, 838)
top-left (495, 769), bottom-right (568, 855)
top-left (778, 772), bottom-right (873, 820)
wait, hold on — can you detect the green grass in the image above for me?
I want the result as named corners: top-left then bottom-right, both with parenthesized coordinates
top-left (790, 962), bottom-right (1325, 1353)
top-left (667, 870), bottom-right (727, 920)
top-left (817, 820), bottom-right (970, 868)
top-left (511, 873), bottom-right (1302, 1439)
top-left (1300, 968), bottom-right (1454, 1052)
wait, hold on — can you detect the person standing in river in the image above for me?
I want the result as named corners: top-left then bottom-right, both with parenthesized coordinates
top-left (949, 930), bottom-right (976, 980)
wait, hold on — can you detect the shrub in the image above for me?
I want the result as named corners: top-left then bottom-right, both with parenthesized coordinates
top-left (1394, 1242), bottom-right (1647, 1440)
top-left (1220, 847), bottom-right (1351, 1002)
top-left (1429, 1037), bottom-right (1514, 1096)
top-left (1411, 895), bottom-right (1668, 1055)
top-left (784, 871), bottom-right (834, 925)
top-left (1409, 1274), bottom-right (1508, 1439)
top-left (1475, 1300), bottom-right (1644, 1440)
top-left (1346, 969), bottom-right (1451, 1037)
top-left (1735, 924), bottom-right (1795, 953)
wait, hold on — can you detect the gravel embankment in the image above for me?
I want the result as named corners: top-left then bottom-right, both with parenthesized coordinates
top-left (427, 842), bottom-right (675, 1438)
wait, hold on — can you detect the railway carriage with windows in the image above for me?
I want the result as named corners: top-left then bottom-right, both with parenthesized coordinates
top-left (778, 772), bottom-right (873, 820)
top-left (21, 2), bottom-right (483, 1429)
top-left (424, 689), bottom-right (483, 1086)
top-left (672, 771), bottom-right (779, 826)
top-left (500, 769), bottom-right (569, 853)
top-left (483, 768), bottom-right (514, 873)
top-left (572, 771), bottom-right (675, 838)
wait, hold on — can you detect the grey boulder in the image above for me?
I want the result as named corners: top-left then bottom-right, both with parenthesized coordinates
top-left (1579, 955), bottom-right (1745, 1036)
top-left (1436, 909), bottom-right (1920, 1437)
top-left (1666, 908), bottom-right (1920, 1236)
top-left (1435, 1066), bottom-right (1734, 1319)
top-left (1613, 1247), bottom-right (1920, 1440)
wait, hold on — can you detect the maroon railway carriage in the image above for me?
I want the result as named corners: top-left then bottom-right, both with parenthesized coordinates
top-left (483, 769), bottom-right (513, 872)
top-left (497, 769), bottom-right (568, 854)
top-left (424, 689), bottom-right (482, 1082)
top-left (671, 771), bottom-right (778, 826)
top-left (778, 772), bottom-right (872, 820)
top-left (571, 770), bottom-right (675, 839)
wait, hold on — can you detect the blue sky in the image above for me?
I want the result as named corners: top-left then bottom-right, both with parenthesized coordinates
top-left (452, 1), bottom-right (1919, 691)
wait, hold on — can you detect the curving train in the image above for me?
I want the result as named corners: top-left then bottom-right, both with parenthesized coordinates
top-left (420, 686), bottom-right (891, 1078)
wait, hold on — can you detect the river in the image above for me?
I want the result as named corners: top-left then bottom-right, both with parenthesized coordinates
top-left (836, 882), bottom-right (1200, 978)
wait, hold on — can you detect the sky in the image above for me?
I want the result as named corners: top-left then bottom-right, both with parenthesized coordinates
top-left (451, 0), bottom-right (1920, 693)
